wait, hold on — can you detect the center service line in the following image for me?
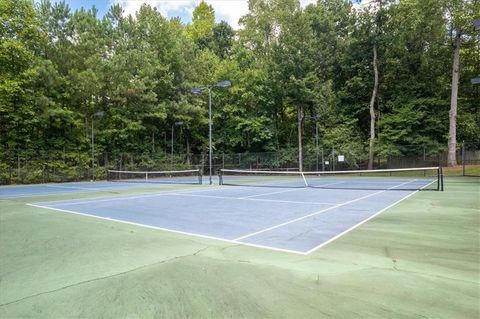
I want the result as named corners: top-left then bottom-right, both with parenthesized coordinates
top-left (233, 179), bottom-right (417, 241)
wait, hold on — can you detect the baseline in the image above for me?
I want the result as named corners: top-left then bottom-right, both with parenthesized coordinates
top-left (25, 203), bottom-right (307, 255)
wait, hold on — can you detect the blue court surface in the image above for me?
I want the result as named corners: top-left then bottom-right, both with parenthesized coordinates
top-left (26, 178), bottom-right (433, 255)
top-left (0, 179), bottom-right (202, 199)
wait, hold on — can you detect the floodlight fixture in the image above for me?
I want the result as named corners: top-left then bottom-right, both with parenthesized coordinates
top-left (474, 19), bottom-right (480, 31)
top-left (216, 80), bottom-right (232, 88)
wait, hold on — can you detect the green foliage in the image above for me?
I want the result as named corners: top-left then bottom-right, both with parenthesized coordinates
top-left (378, 97), bottom-right (449, 156)
top-left (0, 0), bottom-right (42, 156)
top-left (187, 1), bottom-right (215, 44)
top-left (1, 0), bottom-right (479, 183)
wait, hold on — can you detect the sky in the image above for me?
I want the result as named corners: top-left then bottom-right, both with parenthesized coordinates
top-left (57, 0), bottom-right (363, 29)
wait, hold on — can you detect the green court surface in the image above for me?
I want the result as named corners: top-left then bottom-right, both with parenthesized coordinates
top-left (0, 178), bottom-right (478, 318)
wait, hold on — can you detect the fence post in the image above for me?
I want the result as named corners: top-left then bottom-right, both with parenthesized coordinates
top-left (332, 148), bottom-right (335, 171)
top-left (42, 151), bottom-right (46, 183)
top-left (17, 155), bottom-right (20, 179)
top-left (440, 167), bottom-right (444, 191)
top-left (462, 140), bottom-right (465, 176)
top-left (321, 149), bottom-right (325, 171)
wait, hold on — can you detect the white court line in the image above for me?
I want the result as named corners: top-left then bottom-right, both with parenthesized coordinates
top-left (1, 184), bottom-right (161, 199)
top-left (169, 193), bottom-right (337, 206)
top-left (0, 184), bottom-right (106, 199)
top-left (38, 187), bottom-right (224, 206)
top-left (25, 178), bottom-right (434, 256)
top-left (34, 181), bottom-right (342, 207)
top-left (239, 188), bottom-right (306, 199)
top-left (305, 191), bottom-right (418, 254)
top-left (239, 181), bottom-right (345, 199)
top-left (43, 182), bottom-right (167, 191)
top-left (306, 181), bottom-right (347, 188)
top-left (25, 203), bottom-right (307, 255)
top-left (43, 184), bottom-right (111, 191)
top-left (1, 180), bottom-right (213, 199)
top-left (0, 191), bottom-right (96, 199)
top-left (233, 179), bottom-right (418, 241)
top-left (304, 179), bottom-right (437, 254)
top-left (32, 182), bottom-right (292, 206)
top-left (0, 194), bottom-right (36, 199)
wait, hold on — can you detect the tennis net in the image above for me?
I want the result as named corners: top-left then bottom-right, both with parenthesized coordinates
top-left (107, 169), bottom-right (202, 185)
top-left (219, 167), bottom-right (443, 191)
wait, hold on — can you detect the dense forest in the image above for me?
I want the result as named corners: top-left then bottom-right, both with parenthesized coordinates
top-left (0, 0), bottom-right (479, 181)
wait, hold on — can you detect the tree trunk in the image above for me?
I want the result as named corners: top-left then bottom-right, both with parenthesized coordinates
top-left (186, 135), bottom-right (190, 165)
top-left (448, 33), bottom-right (461, 167)
top-left (85, 116), bottom-right (89, 140)
top-left (368, 44), bottom-right (379, 170)
top-left (298, 104), bottom-right (304, 171)
top-left (152, 132), bottom-right (155, 153)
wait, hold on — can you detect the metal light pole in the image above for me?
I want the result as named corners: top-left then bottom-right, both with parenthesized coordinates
top-left (91, 111), bottom-right (104, 181)
top-left (191, 80), bottom-right (231, 184)
top-left (208, 89), bottom-right (213, 184)
top-left (312, 115), bottom-right (319, 171)
top-left (305, 114), bottom-right (320, 171)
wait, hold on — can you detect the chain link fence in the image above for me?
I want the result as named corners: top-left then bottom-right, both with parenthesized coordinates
top-left (1, 143), bottom-right (479, 185)
top-left (462, 141), bottom-right (480, 177)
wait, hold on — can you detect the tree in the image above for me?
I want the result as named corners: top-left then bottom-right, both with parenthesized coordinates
top-left (211, 21), bottom-right (235, 58)
top-left (267, 0), bottom-right (318, 170)
top-left (377, 0), bottom-right (450, 155)
top-left (363, 0), bottom-right (386, 170)
top-left (187, 1), bottom-right (215, 46)
top-left (0, 0), bottom-right (42, 157)
top-left (445, 0), bottom-right (479, 166)
top-left (3, 0), bottom-right (479, 183)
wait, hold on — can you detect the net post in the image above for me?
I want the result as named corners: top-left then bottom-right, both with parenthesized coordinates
top-left (198, 168), bottom-right (202, 184)
top-left (145, 172), bottom-right (148, 182)
top-left (440, 167), bottom-right (444, 191)
top-left (219, 169), bottom-right (223, 185)
top-left (332, 148), bottom-right (335, 171)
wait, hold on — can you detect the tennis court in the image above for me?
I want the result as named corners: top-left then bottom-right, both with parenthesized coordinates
top-left (0, 181), bottom-right (156, 198)
top-left (23, 168), bottom-right (438, 254)
top-left (0, 169), bottom-right (203, 199)
top-left (0, 169), bottom-right (478, 318)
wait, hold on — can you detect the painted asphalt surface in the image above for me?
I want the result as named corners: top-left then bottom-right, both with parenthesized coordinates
top-left (0, 178), bottom-right (202, 199)
top-left (23, 178), bottom-right (434, 254)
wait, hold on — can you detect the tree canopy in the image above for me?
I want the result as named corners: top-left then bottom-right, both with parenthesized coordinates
top-left (1, 0), bottom-right (479, 178)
